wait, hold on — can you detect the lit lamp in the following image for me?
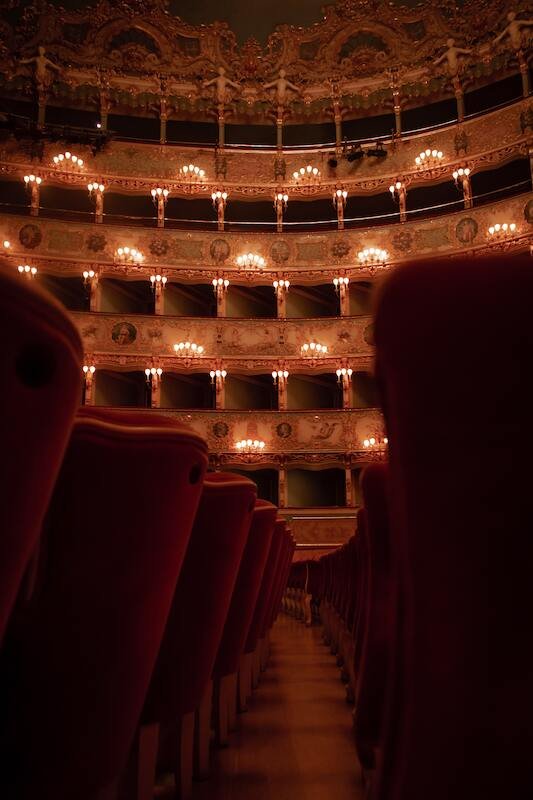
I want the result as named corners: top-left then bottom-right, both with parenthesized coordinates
top-left (17, 264), bottom-right (37, 279)
top-left (212, 277), bottom-right (229, 316)
top-left (333, 276), bottom-right (350, 316)
top-left (150, 273), bottom-right (167, 315)
top-left (209, 368), bottom-right (227, 410)
top-left (301, 341), bottom-right (328, 356)
top-left (53, 152), bottom-right (84, 170)
top-left (150, 186), bottom-right (170, 228)
top-left (488, 222), bottom-right (517, 241)
top-left (332, 188), bottom-right (348, 229)
top-left (273, 278), bottom-right (290, 318)
top-left (272, 368), bottom-right (289, 410)
top-left (274, 191), bottom-right (288, 233)
top-left (389, 180), bottom-right (407, 221)
top-left (452, 167), bottom-right (472, 209)
top-left (82, 364), bottom-right (95, 405)
top-left (145, 367), bottom-right (163, 408)
top-left (415, 148), bottom-right (444, 170)
top-left (23, 174), bottom-right (42, 216)
top-left (237, 252), bottom-right (266, 270)
top-left (236, 439), bottom-right (266, 452)
top-left (212, 190), bottom-right (228, 231)
top-left (2, 239), bottom-right (10, 250)
top-left (82, 268), bottom-right (99, 310)
top-left (336, 367), bottom-right (353, 408)
top-left (87, 181), bottom-right (105, 223)
top-left (173, 341), bottom-right (204, 356)
top-left (115, 246), bottom-right (144, 265)
top-left (180, 163), bottom-right (206, 182)
top-left (358, 247), bottom-right (388, 271)
top-left (362, 434), bottom-right (389, 458)
top-left (292, 165), bottom-right (321, 184)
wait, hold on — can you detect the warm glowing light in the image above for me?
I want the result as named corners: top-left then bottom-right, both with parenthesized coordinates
top-left (358, 247), bottom-right (388, 266)
top-left (301, 341), bottom-right (328, 355)
top-left (237, 253), bottom-right (266, 269)
top-left (336, 367), bottom-right (353, 379)
top-left (333, 276), bottom-right (349, 290)
top-left (272, 369), bottom-right (289, 384)
top-left (82, 365), bottom-right (96, 375)
top-left (173, 341), bottom-right (204, 355)
top-left (211, 190), bottom-right (228, 207)
top-left (212, 277), bottom-right (230, 290)
top-left (488, 222), bottom-right (517, 238)
top-left (115, 246), bottom-right (144, 264)
top-left (82, 269), bottom-right (97, 283)
top-left (145, 367), bottom-right (163, 379)
top-left (3, 240), bottom-right (10, 249)
top-left (17, 264), bottom-right (37, 276)
top-left (415, 149), bottom-right (443, 168)
top-left (273, 279), bottom-right (290, 290)
top-left (53, 152), bottom-right (84, 169)
top-left (180, 164), bottom-right (206, 180)
top-left (452, 167), bottom-right (471, 181)
top-left (292, 165), bottom-right (321, 183)
top-left (236, 439), bottom-right (266, 452)
top-left (274, 192), bottom-right (289, 208)
top-left (87, 182), bottom-right (105, 194)
top-left (150, 273), bottom-right (168, 288)
top-left (333, 188), bottom-right (348, 207)
top-left (23, 174), bottom-right (42, 185)
top-left (209, 369), bottom-right (227, 382)
top-left (150, 186), bottom-right (170, 200)
top-left (362, 434), bottom-right (389, 450)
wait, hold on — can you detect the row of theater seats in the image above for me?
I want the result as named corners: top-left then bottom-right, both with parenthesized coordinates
top-left (284, 254), bottom-right (532, 799)
top-left (0, 262), bottom-right (295, 800)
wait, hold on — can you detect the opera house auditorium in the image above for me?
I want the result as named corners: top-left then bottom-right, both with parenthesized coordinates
top-left (0, 1), bottom-right (531, 798)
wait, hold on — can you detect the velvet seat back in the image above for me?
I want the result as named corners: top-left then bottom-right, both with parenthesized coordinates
top-left (372, 256), bottom-right (533, 800)
top-left (266, 530), bottom-right (295, 630)
top-left (214, 498), bottom-right (277, 678)
top-left (259, 522), bottom-right (291, 639)
top-left (143, 472), bottom-right (256, 722)
top-left (245, 519), bottom-right (285, 653)
top-left (0, 412), bottom-right (208, 799)
top-left (354, 463), bottom-right (391, 771)
top-left (0, 264), bottom-right (82, 643)
top-left (353, 509), bottom-right (369, 677)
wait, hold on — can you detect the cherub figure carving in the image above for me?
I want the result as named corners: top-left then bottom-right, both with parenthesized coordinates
top-left (264, 69), bottom-right (299, 107)
top-left (493, 11), bottom-right (533, 51)
top-left (204, 66), bottom-right (240, 105)
top-left (20, 46), bottom-right (60, 90)
top-left (434, 39), bottom-right (472, 77)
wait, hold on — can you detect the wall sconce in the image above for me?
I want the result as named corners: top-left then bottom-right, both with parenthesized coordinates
top-left (236, 439), bottom-right (266, 452)
top-left (237, 252), bottom-right (266, 269)
top-left (174, 341), bottom-right (204, 355)
top-left (212, 277), bottom-right (230, 293)
top-left (150, 186), bottom-right (170, 227)
top-left (209, 368), bottom-right (227, 383)
top-left (292, 165), bottom-right (321, 183)
top-left (415, 148), bottom-right (443, 168)
top-left (150, 273), bottom-right (167, 289)
top-left (333, 276), bottom-right (349, 292)
top-left (452, 167), bottom-right (472, 209)
top-left (358, 247), bottom-right (388, 267)
top-left (3, 239), bottom-right (10, 250)
top-left (212, 189), bottom-right (228, 231)
top-left (115, 246), bottom-right (144, 265)
top-left (274, 191), bottom-right (289, 232)
top-left (82, 364), bottom-right (96, 405)
top-left (273, 278), bottom-right (290, 293)
top-left (389, 179), bottom-right (407, 221)
top-left (145, 366), bottom-right (163, 383)
top-left (53, 152), bottom-right (84, 169)
top-left (488, 222), bottom-right (517, 240)
top-left (87, 181), bottom-right (105, 222)
top-left (180, 163), bottom-right (206, 181)
top-left (17, 264), bottom-right (37, 279)
top-left (336, 367), bottom-right (353, 382)
top-left (333, 187), bottom-right (348, 229)
top-left (272, 369), bottom-right (289, 386)
top-left (82, 268), bottom-right (98, 285)
top-left (23, 173), bottom-right (42, 216)
top-left (362, 434), bottom-right (389, 456)
top-left (301, 341), bottom-right (328, 356)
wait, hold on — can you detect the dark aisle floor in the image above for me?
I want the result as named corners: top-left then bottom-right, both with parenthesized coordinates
top-left (176, 615), bottom-right (365, 800)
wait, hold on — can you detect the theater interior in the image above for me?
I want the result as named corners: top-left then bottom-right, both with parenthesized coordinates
top-left (0, 1), bottom-right (531, 798)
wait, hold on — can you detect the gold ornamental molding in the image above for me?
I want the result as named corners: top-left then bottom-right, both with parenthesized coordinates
top-left (69, 311), bottom-right (375, 364)
top-left (1, 191), bottom-right (532, 282)
top-left (0, 98), bottom-right (531, 199)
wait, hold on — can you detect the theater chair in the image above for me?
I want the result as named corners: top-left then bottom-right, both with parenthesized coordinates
top-left (131, 472), bottom-right (256, 800)
top-left (0, 263), bottom-right (82, 644)
top-left (239, 518), bottom-right (286, 710)
top-left (258, 525), bottom-right (295, 671)
top-left (209, 498), bottom-right (277, 751)
top-left (0, 410), bottom-right (208, 800)
top-left (354, 463), bottom-right (391, 779)
top-left (372, 256), bottom-right (533, 800)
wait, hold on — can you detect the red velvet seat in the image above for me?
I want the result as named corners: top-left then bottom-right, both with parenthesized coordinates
top-left (372, 256), bottom-right (533, 799)
top-left (0, 263), bottom-right (82, 643)
top-left (354, 464), bottom-right (391, 773)
top-left (211, 498), bottom-right (277, 746)
top-left (135, 471), bottom-right (257, 800)
top-left (239, 519), bottom-right (286, 708)
top-left (0, 411), bottom-right (208, 800)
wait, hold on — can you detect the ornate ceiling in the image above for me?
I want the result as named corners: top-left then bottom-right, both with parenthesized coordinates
top-left (0, 0), bottom-right (527, 123)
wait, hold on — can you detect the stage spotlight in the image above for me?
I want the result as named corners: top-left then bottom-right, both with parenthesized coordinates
top-left (328, 157), bottom-right (338, 169)
top-left (347, 147), bottom-right (364, 162)
top-left (366, 142), bottom-right (387, 158)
